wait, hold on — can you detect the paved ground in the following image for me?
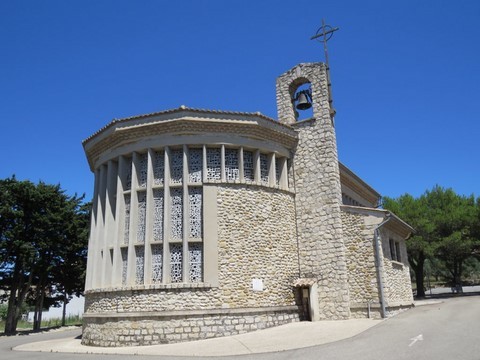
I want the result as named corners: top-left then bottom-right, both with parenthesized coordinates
top-left (14, 289), bottom-right (476, 358)
top-left (14, 318), bottom-right (382, 356)
top-left (427, 285), bottom-right (480, 296)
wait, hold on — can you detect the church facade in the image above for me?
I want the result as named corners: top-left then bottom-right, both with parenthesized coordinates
top-left (82, 63), bottom-right (414, 347)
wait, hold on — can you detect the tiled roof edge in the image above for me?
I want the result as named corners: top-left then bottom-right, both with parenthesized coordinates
top-left (82, 106), bottom-right (290, 146)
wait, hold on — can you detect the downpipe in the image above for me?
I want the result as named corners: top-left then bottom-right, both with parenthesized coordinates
top-left (374, 213), bottom-right (392, 318)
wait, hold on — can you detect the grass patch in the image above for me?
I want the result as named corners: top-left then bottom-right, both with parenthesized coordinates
top-left (0, 314), bottom-right (82, 333)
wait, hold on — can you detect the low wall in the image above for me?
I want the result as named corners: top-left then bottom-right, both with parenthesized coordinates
top-left (82, 306), bottom-right (300, 347)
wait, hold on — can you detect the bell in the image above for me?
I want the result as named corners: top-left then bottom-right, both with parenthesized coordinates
top-left (296, 92), bottom-right (312, 110)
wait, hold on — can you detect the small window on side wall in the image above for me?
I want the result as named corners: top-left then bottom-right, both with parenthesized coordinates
top-left (389, 238), bottom-right (401, 262)
top-left (395, 242), bottom-right (401, 262)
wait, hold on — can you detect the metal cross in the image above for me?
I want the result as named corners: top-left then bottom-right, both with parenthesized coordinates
top-left (310, 19), bottom-right (339, 120)
top-left (310, 19), bottom-right (339, 68)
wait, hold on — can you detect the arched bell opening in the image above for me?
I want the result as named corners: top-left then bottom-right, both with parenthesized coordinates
top-left (291, 82), bottom-right (314, 122)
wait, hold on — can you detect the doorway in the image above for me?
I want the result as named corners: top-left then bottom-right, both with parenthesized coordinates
top-left (300, 286), bottom-right (312, 321)
top-left (293, 279), bottom-right (319, 321)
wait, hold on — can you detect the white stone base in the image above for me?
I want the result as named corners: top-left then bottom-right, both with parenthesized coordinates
top-left (82, 306), bottom-right (301, 347)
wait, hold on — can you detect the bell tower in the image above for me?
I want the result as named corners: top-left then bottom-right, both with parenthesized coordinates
top-left (276, 62), bottom-right (331, 125)
top-left (277, 61), bottom-right (351, 319)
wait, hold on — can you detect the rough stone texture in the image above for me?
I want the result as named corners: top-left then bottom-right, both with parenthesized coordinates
top-left (342, 208), bottom-right (414, 318)
top-left (82, 309), bottom-right (299, 347)
top-left (217, 185), bottom-right (298, 308)
top-left (82, 62), bottom-right (415, 347)
top-left (381, 235), bottom-right (414, 309)
top-left (85, 287), bottom-right (222, 314)
top-left (276, 62), bottom-right (330, 126)
top-left (83, 184), bottom-right (300, 346)
top-left (277, 63), bottom-right (350, 319)
top-left (342, 210), bottom-right (380, 318)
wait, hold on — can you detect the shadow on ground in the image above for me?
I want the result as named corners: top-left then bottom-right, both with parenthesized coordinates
top-left (416, 286), bottom-right (480, 301)
top-left (0, 324), bottom-right (82, 337)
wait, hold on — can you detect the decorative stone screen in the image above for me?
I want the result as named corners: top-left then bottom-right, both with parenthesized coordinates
top-left (153, 189), bottom-right (164, 242)
top-left (188, 243), bottom-right (203, 282)
top-left (170, 243), bottom-right (183, 283)
top-left (151, 244), bottom-right (163, 283)
top-left (275, 157), bottom-right (281, 186)
top-left (206, 148), bottom-right (222, 180)
top-left (189, 187), bottom-right (202, 238)
top-left (260, 153), bottom-right (269, 184)
top-left (123, 195), bottom-right (130, 245)
top-left (124, 159), bottom-right (132, 191)
top-left (225, 148), bottom-right (239, 181)
top-left (170, 188), bottom-right (183, 240)
top-left (153, 151), bottom-right (164, 186)
top-left (188, 148), bottom-right (203, 183)
top-left (135, 246), bottom-right (145, 284)
top-left (170, 149), bottom-right (183, 185)
top-left (121, 247), bottom-right (128, 285)
top-left (88, 145), bottom-right (288, 289)
top-left (137, 192), bottom-right (146, 243)
top-left (243, 150), bottom-right (254, 182)
top-left (138, 153), bottom-right (148, 188)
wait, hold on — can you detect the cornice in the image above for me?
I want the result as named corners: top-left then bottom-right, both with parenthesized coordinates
top-left (83, 106), bottom-right (294, 146)
top-left (84, 113), bottom-right (298, 171)
top-left (341, 205), bottom-right (414, 239)
top-left (339, 162), bottom-right (381, 205)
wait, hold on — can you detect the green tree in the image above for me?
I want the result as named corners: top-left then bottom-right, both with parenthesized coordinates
top-left (0, 177), bottom-right (89, 334)
top-left (425, 187), bottom-right (479, 292)
top-left (0, 304), bottom-right (7, 320)
top-left (383, 193), bottom-right (435, 298)
top-left (0, 178), bottom-right (40, 334)
top-left (384, 186), bottom-right (480, 297)
top-left (51, 201), bottom-right (90, 326)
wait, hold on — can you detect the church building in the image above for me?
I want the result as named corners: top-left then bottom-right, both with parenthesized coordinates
top-left (82, 62), bottom-right (414, 347)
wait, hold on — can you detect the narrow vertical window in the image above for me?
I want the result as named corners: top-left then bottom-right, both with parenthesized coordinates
top-left (153, 189), bottom-right (164, 242)
top-left (153, 150), bottom-right (165, 186)
top-left (206, 148), bottom-right (221, 180)
top-left (121, 247), bottom-right (128, 285)
top-left (125, 160), bottom-right (132, 191)
top-left (151, 244), bottom-right (163, 284)
top-left (123, 195), bottom-right (131, 245)
top-left (225, 148), bottom-right (239, 181)
top-left (138, 153), bottom-right (148, 188)
top-left (188, 243), bottom-right (203, 282)
top-left (136, 192), bottom-right (146, 243)
top-left (389, 239), bottom-right (396, 260)
top-left (135, 246), bottom-right (144, 285)
top-left (260, 153), bottom-right (269, 184)
top-left (189, 187), bottom-right (202, 238)
top-left (170, 244), bottom-right (183, 283)
top-left (243, 150), bottom-right (254, 182)
top-left (170, 188), bottom-right (183, 240)
top-left (188, 148), bottom-right (203, 183)
top-left (170, 149), bottom-right (183, 185)
top-left (275, 157), bottom-right (281, 186)
top-left (395, 242), bottom-right (401, 262)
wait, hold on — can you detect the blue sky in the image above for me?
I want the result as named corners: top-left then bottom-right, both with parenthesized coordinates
top-left (1, 0), bottom-right (479, 201)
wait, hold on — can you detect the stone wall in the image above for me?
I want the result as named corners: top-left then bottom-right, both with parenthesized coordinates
top-left (341, 210), bottom-right (381, 318)
top-left (83, 184), bottom-right (300, 346)
top-left (342, 207), bottom-right (414, 318)
top-left (381, 230), bottom-right (414, 308)
top-left (83, 308), bottom-right (299, 347)
top-left (277, 63), bottom-right (350, 320)
top-left (217, 185), bottom-right (298, 308)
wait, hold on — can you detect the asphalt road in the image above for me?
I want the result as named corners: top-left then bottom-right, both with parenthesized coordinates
top-left (259, 295), bottom-right (480, 360)
top-left (1, 295), bottom-right (479, 360)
